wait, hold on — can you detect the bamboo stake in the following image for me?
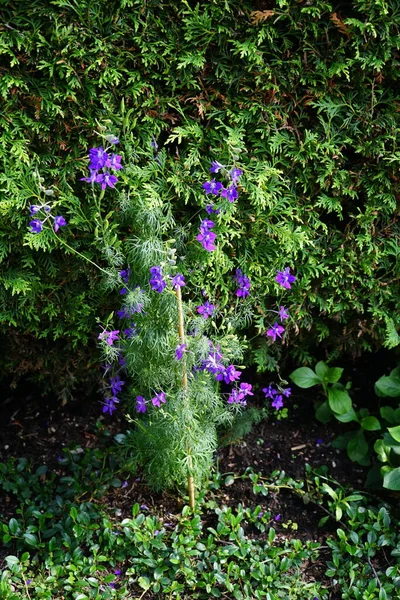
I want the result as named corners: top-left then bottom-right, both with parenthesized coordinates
top-left (175, 285), bottom-right (195, 509)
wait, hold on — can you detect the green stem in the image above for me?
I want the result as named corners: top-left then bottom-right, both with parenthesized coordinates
top-left (54, 234), bottom-right (110, 275)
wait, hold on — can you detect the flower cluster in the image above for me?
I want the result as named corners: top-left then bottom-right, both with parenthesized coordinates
top-left (81, 139), bottom-right (122, 190)
top-left (136, 391), bottom-right (166, 414)
top-left (265, 268), bottom-right (296, 343)
top-left (276, 267), bottom-right (296, 290)
top-left (197, 300), bottom-right (215, 319)
top-left (149, 266), bottom-right (185, 293)
top-left (262, 385), bottom-right (291, 411)
top-left (29, 203), bottom-right (67, 234)
top-left (196, 219), bottom-right (216, 252)
top-left (233, 269), bottom-right (251, 298)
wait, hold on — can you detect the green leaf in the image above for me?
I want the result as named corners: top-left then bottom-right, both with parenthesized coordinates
top-left (315, 400), bottom-right (332, 423)
top-left (290, 367), bottom-right (321, 388)
top-left (335, 408), bottom-right (358, 423)
top-left (138, 577), bottom-right (151, 591)
top-left (387, 425), bottom-right (400, 442)
top-left (315, 361), bottom-right (329, 380)
top-left (8, 519), bottom-right (19, 535)
top-left (347, 432), bottom-right (369, 462)
top-left (23, 533), bottom-right (38, 546)
top-left (326, 367), bottom-right (344, 383)
top-left (361, 416), bottom-right (381, 431)
top-left (380, 406), bottom-right (396, 424)
top-left (328, 388), bottom-right (352, 415)
top-left (375, 374), bottom-right (400, 397)
top-left (374, 439), bottom-right (391, 463)
top-left (5, 556), bottom-right (19, 566)
top-left (382, 467), bottom-right (400, 491)
top-left (224, 475), bottom-right (235, 486)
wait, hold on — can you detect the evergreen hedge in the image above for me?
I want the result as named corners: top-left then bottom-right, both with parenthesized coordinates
top-left (1, 0), bottom-right (400, 390)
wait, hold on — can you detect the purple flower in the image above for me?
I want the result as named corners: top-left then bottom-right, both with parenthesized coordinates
top-left (239, 382), bottom-right (254, 397)
top-left (282, 387), bottom-right (291, 398)
top-left (96, 171), bottom-right (118, 190)
top-left (29, 204), bottom-right (41, 215)
top-left (221, 185), bottom-right (238, 202)
top-left (205, 204), bottom-right (221, 215)
top-left (29, 219), bottom-right (43, 233)
top-left (200, 219), bottom-right (215, 232)
top-left (210, 161), bottom-right (223, 173)
top-left (266, 323), bottom-right (285, 341)
top-left (316, 438), bottom-right (323, 445)
top-left (140, 504), bottom-right (148, 510)
top-left (274, 514), bottom-right (281, 521)
top-left (275, 267), bottom-right (296, 289)
top-left (216, 364), bottom-right (241, 384)
top-left (136, 396), bottom-right (147, 413)
top-left (123, 325), bottom-right (137, 338)
top-left (230, 168), bottom-right (243, 183)
top-left (271, 395), bottom-right (284, 410)
top-left (102, 397), bottom-right (119, 415)
top-left (227, 389), bottom-right (247, 406)
top-left (118, 354), bottom-right (127, 367)
top-left (197, 300), bottom-right (215, 319)
top-left (53, 215), bottom-right (67, 232)
top-left (110, 375), bottom-right (125, 395)
top-left (150, 266), bottom-right (167, 293)
top-left (175, 343), bottom-right (187, 360)
top-left (262, 385), bottom-right (277, 398)
top-left (98, 329), bottom-right (120, 346)
top-left (80, 169), bottom-right (98, 184)
top-left (89, 147), bottom-right (108, 170)
top-left (26, 579), bottom-right (32, 585)
top-left (197, 229), bottom-right (216, 251)
top-left (278, 306), bottom-right (289, 321)
top-left (203, 179), bottom-right (223, 196)
top-left (119, 268), bottom-right (131, 283)
top-left (234, 269), bottom-right (251, 298)
top-left (109, 583), bottom-right (116, 589)
top-left (105, 134), bottom-right (119, 145)
top-left (171, 273), bottom-right (185, 288)
top-left (114, 568), bottom-right (122, 575)
top-left (105, 153), bottom-right (123, 170)
top-left (202, 347), bottom-right (225, 377)
top-left (121, 481), bottom-right (128, 489)
top-left (150, 138), bottom-right (158, 150)
top-left (151, 391), bottom-right (166, 407)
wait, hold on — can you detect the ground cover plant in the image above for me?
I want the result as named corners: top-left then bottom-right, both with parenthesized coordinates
top-left (1, 0), bottom-right (400, 392)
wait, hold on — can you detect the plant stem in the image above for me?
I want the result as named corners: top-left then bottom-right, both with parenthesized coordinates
top-left (54, 234), bottom-right (110, 275)
top-left (175, 285), bottom-right (195, 509)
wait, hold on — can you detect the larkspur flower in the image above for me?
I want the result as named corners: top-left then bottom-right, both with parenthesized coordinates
top-left (119, 268), bottom-right (131, 283)
top-left (150, 138), bottom-right (158, 150)
top-left (275, 267), bottom-right (296, 289)
top-left (118, 354), bottom-right (127, 367)
top-left (216, 364), bottom-right (241, 384)
top-left (230, 167), bottom-right (243, 183)
top-left (114, 569), bottom-right (122, 575)
top-left (140, 504), bottom-right (148, 510)
top-left (278, 306), bottom-right (290, 321)
top-left (227, 388), bottom-right (247, 406)
top-left (197, 300), bottom-right (215, 319)
top-left (29, 204), bottom-right (41, 215)
top-left (136, 396), bottom-right (147, 413)
top-left (171, 273), bottom-right (185, 288)
top-left (266, 322), bottom-right (285, 341)
top-left (98, 328), bottom-right (120, 346)
top-left (221, 184), bottom-right (238, 202)
top-left (149, 266), bottom-right (167, 293)
top-left (29, 219), bottom-right (43, 233)
top-left (274, 514), bottom-right (281, 521)
top-left (175, 343), bottom-right (187, 360)
top-left (110, 375), bottom-right (125, 395)
top-left (210, 160), bottom-right (223, 173)
top-left (106, 153), bottom-right (123, 170)
top-left (262, 385), bottom-right (277, 398)
top-left (102, 397), bottom-right (119, 415)
top-left (89, 146), bottom-right (108, 170)
top-left (205, 204), bottom-right (221, 215)
top-left (53, 215), bottom-right (67, 232)
top-left (282, 387), bottom-right (291, 398)
top-left (80, 169), bottom-right (98, 184)
top-left (151, 391), bottom-right (166, 407)
top-left (96, 171), bottom-right (118, 190)
top-left (104, 134), bottom-right (119, 145)
top-left (196, 229), bottom-right (216, 251)
top-left (239, 382), bottom-right (254, 397)
top-left (234, 269), bottom-right (251, 298)
top-left (203, 179), bottom-right (223, 195)
top-left (123, 324), bottom-right (137, 338)
top-left (199, 218), bottom-right (215, 232)
top-left (271, 395), bottom-right (284, 410)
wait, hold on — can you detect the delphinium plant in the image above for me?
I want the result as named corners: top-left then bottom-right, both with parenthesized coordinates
top-left (27, 134), bottom-right (298, 506)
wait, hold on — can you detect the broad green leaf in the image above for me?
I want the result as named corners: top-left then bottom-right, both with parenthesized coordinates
top-left (326, 367), bottom-right (344, 383)
top-left (290, 367), bottom-right (321, 388)
top-left (8, 518), bottom-right (19, 535)
top-left (374, 439), bottom-right (391, 463)
top-left (375, 374), bottom-right (400, 397)
top-left (336, 408), bottom-right (358, 423)
top-left (380, 406), bottom-right (396, 424)
top-left (361, 416), bottom-right (381, 431)
top-left (387, 425), bottom-right (400, 442)
top-left (315, 361), bottom-right (329, 380)
top-left (315, 400), bottom-right (332, 423)
top-left (347, 432), bottom-right (368, 462)
top-left (328, 388), bottom-right (352, 415)
top-left (382, 467), bottom-right (400, 491)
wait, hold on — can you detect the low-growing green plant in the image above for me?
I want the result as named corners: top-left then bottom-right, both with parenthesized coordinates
top-left (290, 362), bottom-right (400, 490)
